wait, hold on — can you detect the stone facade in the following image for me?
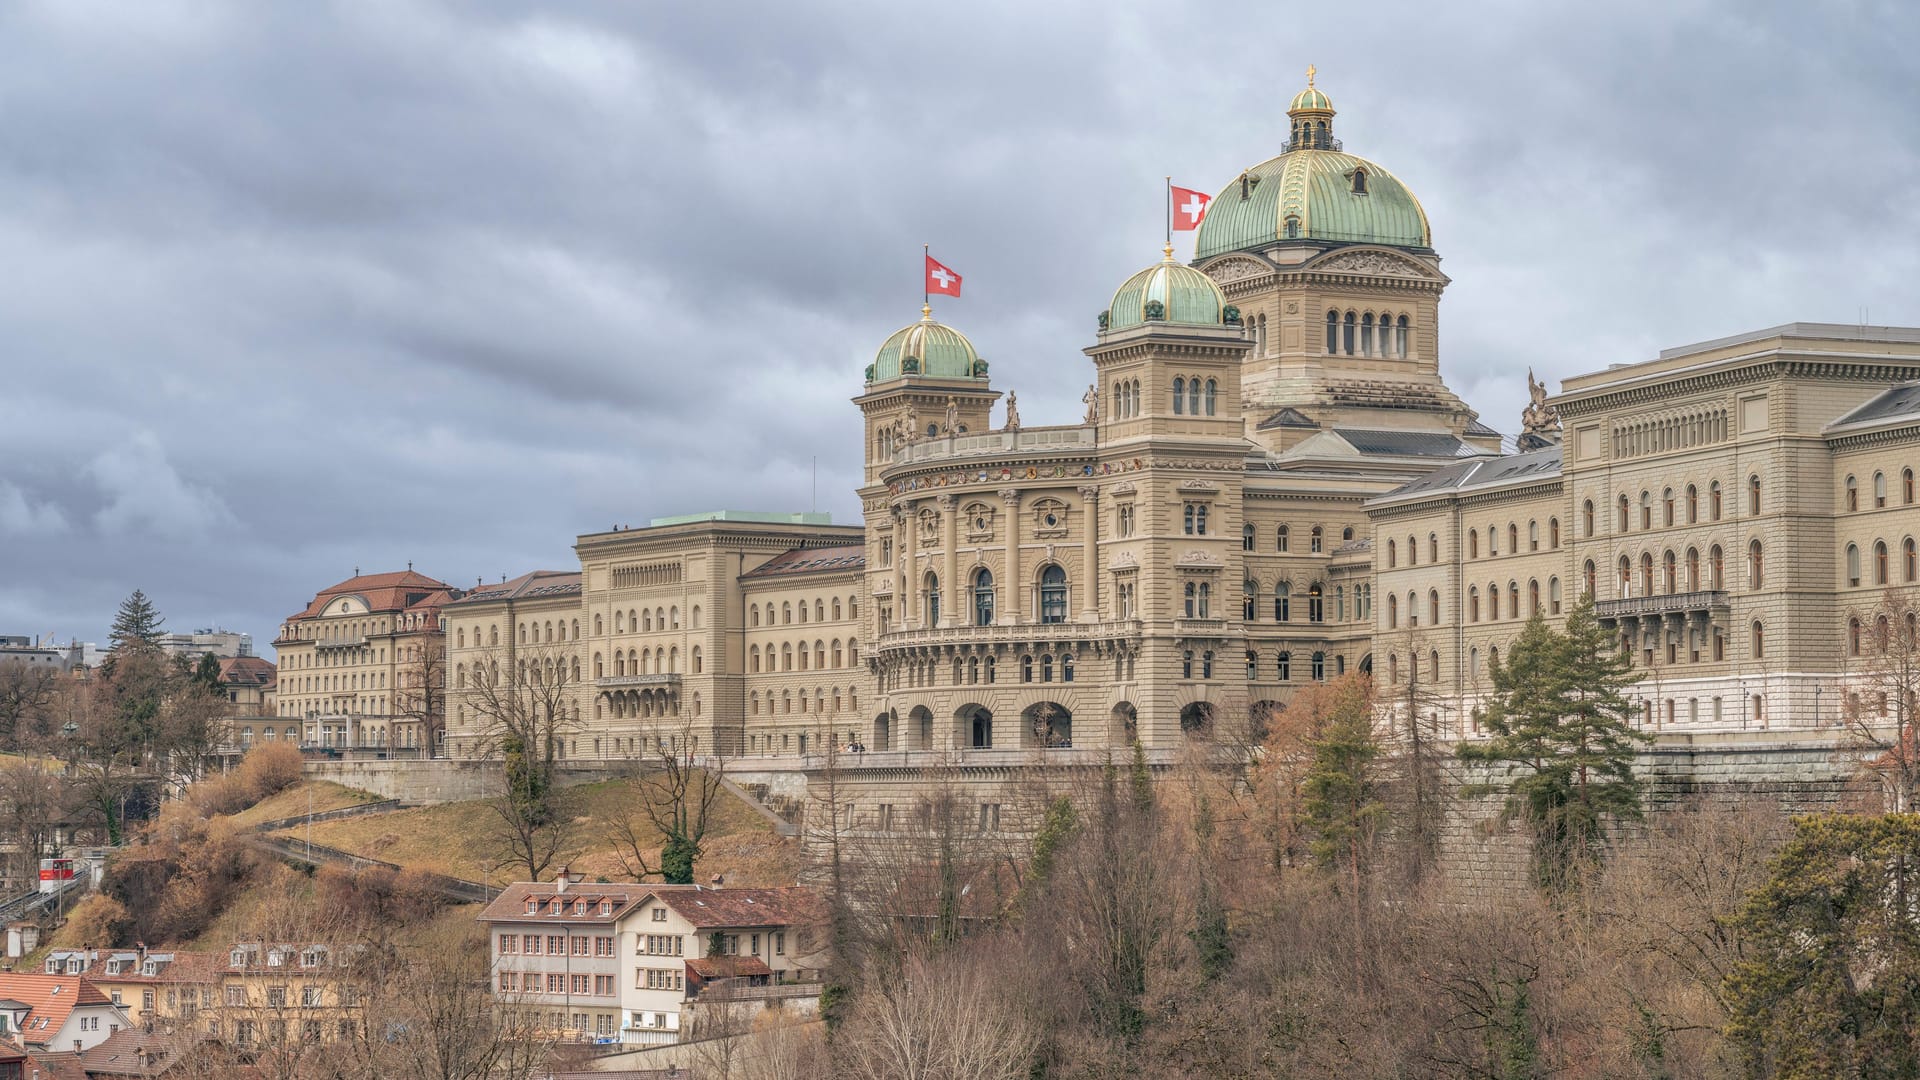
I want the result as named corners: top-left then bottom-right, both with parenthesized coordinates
top-left (273, 571), bottom-right (457, 754)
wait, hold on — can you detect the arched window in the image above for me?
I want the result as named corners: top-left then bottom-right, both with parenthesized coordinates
top-left (973, 567), bottom-right (996, 626)
top-left (1876, 541), bottom-right (1890, 585)
top-left (1386, 539), bottom-right (1397, 568)
top-left (1582, 499), bottom-right (1594, 537)
top-left (1618, 495), bottom-right (1630, 532)
top-left (1662, 488), bottom-right (1675, 526)
top-left (1710, 480), bottom-right (1723, 520)
top-left (692, 647), bottom-right (703, 674)
top-left (1430, 533), bottom-right (1440, 562)
top-left (1310, 526), bottom-right (1324, 553)
top-left (1469, 530), bottom-right (1479, 558)
top-left (1548, 518), bottom-right (1560, 548)
top-left (1172, 377), bottom-right (1185, 415)
top-left (1509, 523), bottom-right (1520, 552)
top-left (1308, 582), bottom-right (1324, 623)
top-left (1748, 540), bottom-right (1764, 589)
top-left (1686, 547), bottom-right (1700, 591)
top-left (1549, 576), bottom-right (1562, 614)
top-left (1709, 545), bottom-right (1724, 590)
top-left (1187, 378), bottom-right (1201, 415)
top-left (1429, 588), bottom-right (1441, 623)
top-left (1342, 310), bottom-right (1357, 355)
top-left (1488, 525), bottom-right (1498, 556)
top-left (1468, 586), bottom-right (1480, 622)
top-left (1663, 551), bottom-right (1677, 593)
top-left (925, 572), bottom-right (941, 625)
top-left (1751, 620), bottom-right (1765, 658)
top-left (1351, 168), bottom-right (1368, 195)
top-left (1639, 492), bottom-right (1652, 530)
top-left (1850, 617), bottom-right (1863, 656)
top-left (1274, 582), bottom-right (1291, 621)
top-left (1748, 475), bottom-right (1761, 515)
top-left (1311, 651), bottom-right (1326, 680)
top-left (1489, 582), bottom-right (1501, 619)
top-left (1039, 565), bottom-right (1068, 623)
top-left (1277, 524), bottom-right (1290, 552)
top-left (1907, 538), bottom-right (1918, 582)
top-left (1685, 484), bottom-right (1698, 523)
top-left (1583, 559), bottom-right (1596, 596)
top-left (1528, 579), bottom-right (1540, 616)
top-left (1325, 310), bottom-right (1339, 355)
top-left (1277, 652), bottom-right (1291, 680)
top-left (1907, 468), bottom-right (1916, 505)
top-left (1641, 552), bottom-right (1654, 595)
top-left (1243, 579), bottom-right (1258, 620)
top-left (1242, 523), bottom-right (1255, 551)
top-left (1204, 378), bottom-right (1217, 416)
top-left (1387, 593), bottom-right (1398, 629)
top-left (1395, 314), bottom-right (1409, 358)
top-left (1875, 471), bottom-right (1888, 508)
top-left (1846, 475), bottom-right (1859, 511)
top-left (1361, 312), bottom-right (1375, 356)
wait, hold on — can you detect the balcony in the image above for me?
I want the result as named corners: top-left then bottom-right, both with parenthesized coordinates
top-left (314, 636), bottom-right (368, 651)
top-left (888, 425), bottom-right (1095, 467)
top-left (878, 619), bottom-right (1141, 651)
top-left (1596, 590), bottom-right (1729, 623)
top-left (596, 673), bottom-right (683, 689)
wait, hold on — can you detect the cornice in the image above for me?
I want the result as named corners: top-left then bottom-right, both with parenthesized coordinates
top-left (1557, 357), bottom-right (1920, 419)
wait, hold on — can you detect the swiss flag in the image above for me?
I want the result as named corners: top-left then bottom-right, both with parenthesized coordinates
top-left (1171, 185), bottom-right (1212, 230)
top-left (925, 254), bottom-right (962, 297)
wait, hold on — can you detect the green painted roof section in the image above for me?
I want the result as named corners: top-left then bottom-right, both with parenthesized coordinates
top-left (1107, 253), bottom-right (1227, 331)
top-left (870, 310), bottom-right (983, 382)
top-left (1195, 149), bottom-right (1431, 259)
top-left (647, 511), bottom-right (834, 527)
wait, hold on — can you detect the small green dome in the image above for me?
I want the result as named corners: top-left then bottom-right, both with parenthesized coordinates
top-left (870, 307), bottom-right (983, 383)
top-left (1106, 247), bottom-right (1228, 331)
top-left (1289, 86), bottom-right (1332, 112)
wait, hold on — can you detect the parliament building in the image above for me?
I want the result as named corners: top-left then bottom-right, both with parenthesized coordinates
top-left (401, 76), bottom-right (1920, 803)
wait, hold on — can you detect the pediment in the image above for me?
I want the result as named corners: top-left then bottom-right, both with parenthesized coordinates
top-left (1201, 256), bottom-right (1272, 283)
top-left (1308, 248), bottom-right (1437, 280)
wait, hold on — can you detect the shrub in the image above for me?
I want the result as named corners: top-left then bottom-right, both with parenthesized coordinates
top-left (236, 742), bottom-right (304, 803)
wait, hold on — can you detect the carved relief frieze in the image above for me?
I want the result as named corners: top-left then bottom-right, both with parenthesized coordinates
top-left (1310, 249), bottom-right (1431, 278)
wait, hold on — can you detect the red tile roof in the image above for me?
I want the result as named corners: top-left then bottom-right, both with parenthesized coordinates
top-left (216, 657), bottom-right (275, 688)
top-left (283, 570), bottom-right (455, 622)
top-left (0, 974), bottom-right (120, 1046)
top-left (651, 887), bottom-right (823, 929)
top-left (76, 1027), bottom-right (215, 1077)
top-left (476, 881), bottom-right (656, 925)
top-left (686, 955), bottom-right (773, 979)
top-left (740, 545), bottom-right (866, 579)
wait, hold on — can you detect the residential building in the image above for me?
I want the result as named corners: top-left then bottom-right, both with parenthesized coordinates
top-left (216, 657), bottom-right (282, 753)
top-left (272, 570), bottom-right (460, 755)
top-left (81, 951), bottom-right (220, 1033)
top-left (477, 871), bottom-right (822, 1045)
top-left (215, 943), bottom-right (362, 1050)
top-left (153, 629), bottom-right (253, 663)
top-left (0, 973), bottom-right (131, 1054)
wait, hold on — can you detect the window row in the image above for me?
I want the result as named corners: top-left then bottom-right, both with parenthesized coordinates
top-left (1460, 519), bottom-right (1561, 560)
top-left (1237, 580), bottom-right (1344, 622)
top-left (1245, 649), bottom-right (1336, 682)
top-left (1848, 611), bottom-right (1920, 657)
top-left (1242, 523), bottom-right (1352, 552)
top-left (1843, 538), bottom-right (1920, 587)
top-left (750, 686), bottom-right (860, 714)
top-left (1600, 542), bottom-right (1758, 595)
top-left (1325, 310), bottom-right (1410, 358)
top-left (1460, 578), bottom-right (1563, 623)
top-left (924, 566), bottom-right (1070, 626)
top-left (1844, 469), bottom-right (1917, 511)
top-left (1586, 477), bottom-right (1760, 536)
top-left (746, 640), bottom-right (860, 672)
top-left (1170, 376), bottom-right (1219, 416)
top-left (747, 597), bottom-right (856, 627)
top-left (1110, 378), bottom-right (1143, 419)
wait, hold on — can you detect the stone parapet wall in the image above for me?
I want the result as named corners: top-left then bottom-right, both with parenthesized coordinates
top-left (301, 758), bottom-right (620, 803)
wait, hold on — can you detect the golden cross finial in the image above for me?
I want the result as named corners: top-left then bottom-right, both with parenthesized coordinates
top-left (1306, 64), bottom-right (1316, 88)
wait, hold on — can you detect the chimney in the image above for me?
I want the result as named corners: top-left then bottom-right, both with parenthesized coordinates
top-left (554, 865), bottom-right (569, 893)
top-left (709, 873), bottom-right (724, 887)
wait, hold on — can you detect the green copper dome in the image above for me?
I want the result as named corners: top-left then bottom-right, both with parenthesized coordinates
top-left (1106, 247), bottom-right (1228, 331)
top-left (1289, 86), bottom-right (1332, 112)
top-left (1197, 71), bottom-right (1431, 259)
top-left (869, 307), bottom-right (984, 383)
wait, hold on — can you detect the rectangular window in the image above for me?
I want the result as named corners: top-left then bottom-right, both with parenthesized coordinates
top-left (547, 936), bottom-right (564, 955)
top-left (547, 973), bottom-right (564, 993)
top-left (572, 937), bottom-right (590, 956)
top-left (571, 974), bottom-right (589, 995)
top-left (775, 932), bottom-right (786, 956)
top-left (523, 935), bottom-right (540, 954)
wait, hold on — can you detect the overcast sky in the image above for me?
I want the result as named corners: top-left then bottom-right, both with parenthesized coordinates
top-left (1, 0), bottom-right (1914, 657)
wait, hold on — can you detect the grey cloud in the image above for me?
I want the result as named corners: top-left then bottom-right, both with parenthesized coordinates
top-left (0, 0), bottom-right (1913, 647)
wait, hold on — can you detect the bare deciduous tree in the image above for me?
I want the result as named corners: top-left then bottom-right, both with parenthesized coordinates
top-left (458, 642), bottom-right (585, 882)
top-left (0, 658), bottom-right (59, 750)
top-left (611, 715), bottom-right (728, 884)
top-left (1841, 588), bottom-right (1920, 809)
top-left (393, 639), bottom-right (447, 758)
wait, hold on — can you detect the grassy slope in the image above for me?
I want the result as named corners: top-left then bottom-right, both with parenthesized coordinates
top-left (272, 775), bottom-right (797, 887)
top-left (228, 780), bottom-right (384, 828)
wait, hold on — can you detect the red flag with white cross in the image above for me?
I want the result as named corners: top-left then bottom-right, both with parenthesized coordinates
top-left (1171, 184), bottom-right (1211, 230)
top-left (925, 253), bottom-right (962, 297)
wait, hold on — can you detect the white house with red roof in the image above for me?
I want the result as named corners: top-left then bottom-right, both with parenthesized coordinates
top-left (0, 973), bottom-right (131, 1054)
top-left (476, 869), bottom-right (823, 1045)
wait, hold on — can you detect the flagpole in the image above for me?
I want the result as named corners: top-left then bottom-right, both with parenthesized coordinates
top-left (923, 243), bottom-right (929, 311)
top-left (1164, 177), bottom-right (1172, 250)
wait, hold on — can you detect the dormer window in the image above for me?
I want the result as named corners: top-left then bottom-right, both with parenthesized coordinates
top-left (573, 900), bottom-right (586, 916)
top-left (600, 901), bottom-right (613, 916)
top-left (1350, 169), bottom-right (1368, 195)
top-left (1283, 214), bottom-right (1301, 239)
top-left (525, 899), bottom-right (538, 914)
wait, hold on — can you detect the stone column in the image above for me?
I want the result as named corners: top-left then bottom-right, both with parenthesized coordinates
top-left (900, 500), bottom-right (919, 629)
top-left (1078, 486), bottom-right (1100, 621)
top-left (1000, 489), bottom-right (1022, 624)
top-left (939, 495), bottom-right (959, 627)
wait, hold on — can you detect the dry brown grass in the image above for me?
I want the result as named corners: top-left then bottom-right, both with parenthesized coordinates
top-left (273, 775), bottom-right (796, 887)
top-left (227, 780), bottom-right (383, 828)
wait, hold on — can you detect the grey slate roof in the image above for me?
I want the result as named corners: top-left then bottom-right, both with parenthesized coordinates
top-left (1464, 418), bottom-right (1501, 437)
top-left (1380, 445), bottom-right (1562, 500)
top-left (1335, 429), bottom-right (1480, 458)
top-left (1256, 407), bottom-right (1318, 430)
top-left (1827, 381), bottom-right (1920, 432)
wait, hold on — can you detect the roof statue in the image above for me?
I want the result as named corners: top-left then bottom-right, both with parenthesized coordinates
top-left (1082, 384), bottom-right (1099, 424)
top-left (902, 403), bottom-right (920, 443)
top-left (1517, 368), bottom-right (1563, 450)
top-left (1003, 390), bottom-right (1021, 432)
top-left (943, 396), bottom-right (959, 435)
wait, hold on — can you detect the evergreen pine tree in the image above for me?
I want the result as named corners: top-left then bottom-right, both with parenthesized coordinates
top-left (1301, 680), bottom-right (1387, 875)
top-left (1459, 595), bottom-right (1650, 891)
top-left (108, 590), bottom-right (164, 655)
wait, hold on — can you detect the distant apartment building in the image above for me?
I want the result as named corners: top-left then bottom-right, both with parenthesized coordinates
top-left (154, 628), bottom-right (254, 662)
top-left (476, 872), bottom-right (822, 1045)
top-left (74, 950), bottom-right (221, 1033)
top-left (0, 636), bottom-right (82, 673)
top-left (217, 656), bottom-right (283, 753)
top-left (273, 570), bottom-right (460, 756)
top-left (217, 942), bottom-right (362, 1050)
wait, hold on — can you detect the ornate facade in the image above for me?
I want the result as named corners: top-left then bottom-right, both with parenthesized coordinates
top-left (409, 74), bottom-right (1920, 789)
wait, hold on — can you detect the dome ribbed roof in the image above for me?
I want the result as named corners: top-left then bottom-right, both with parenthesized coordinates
top-left (869, 307), bottom-right (983, 383)
top-left (1195, 150), bottom-right (1430, 259)
top-left (1107, 247), bottom-right (1228, 331)
top-left (1289, 86), bottom-right (1332, 112)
